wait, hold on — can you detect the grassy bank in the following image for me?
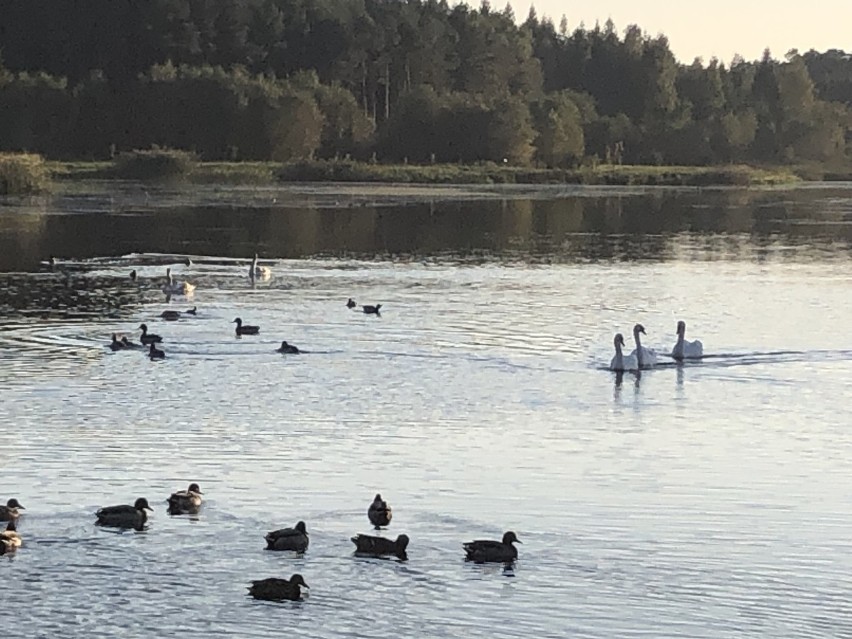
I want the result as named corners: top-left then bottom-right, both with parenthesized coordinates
top-left (47, 159), bottom-right (807, 187)
top-left (0, 153), bottom-right (52, 194)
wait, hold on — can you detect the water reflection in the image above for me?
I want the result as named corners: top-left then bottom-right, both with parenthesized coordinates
top-left (1, 182), bottom-right (851, 271)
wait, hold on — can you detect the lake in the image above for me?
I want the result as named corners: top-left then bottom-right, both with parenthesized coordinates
top-left (1, 181), bottom-right (851, 638)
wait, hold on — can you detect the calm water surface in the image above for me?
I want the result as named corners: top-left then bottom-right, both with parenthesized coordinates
top-left (1, 182), bottom-right (851, 638)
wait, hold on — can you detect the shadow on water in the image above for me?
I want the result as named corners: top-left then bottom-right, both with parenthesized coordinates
top-left (1, 182), bottom-right (851, 272)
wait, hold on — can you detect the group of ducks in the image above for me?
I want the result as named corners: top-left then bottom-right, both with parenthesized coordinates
top-left (609, 320), bottom-right (704, 372)
top-left (1, 492), bottom-right (521, 603)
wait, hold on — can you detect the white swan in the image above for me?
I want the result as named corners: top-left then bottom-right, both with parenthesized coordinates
top-left (250, 254), bottom-right (272, 280)
top-left (671, 320), bottom-right (703, 360)
top-left (609, 333), bottom-right (639, 371)
top-left (629, 323), bottom-right (658, 369)
top-left (162, 267), bottom-right (196, 295)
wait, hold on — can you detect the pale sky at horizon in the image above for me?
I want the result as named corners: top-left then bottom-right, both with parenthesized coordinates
top-left (515, 1), bottom-right (851, 64)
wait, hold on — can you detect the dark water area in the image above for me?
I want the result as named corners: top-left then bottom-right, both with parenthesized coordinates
top-left (2, 181), bottom-right (852, 638)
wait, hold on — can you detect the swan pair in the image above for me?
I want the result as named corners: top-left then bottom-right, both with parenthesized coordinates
top-left (610, 324), bottom-right (658, 372)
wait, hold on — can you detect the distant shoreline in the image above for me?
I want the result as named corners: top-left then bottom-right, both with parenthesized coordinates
top-left (43, 160), bottom-right (822, 189)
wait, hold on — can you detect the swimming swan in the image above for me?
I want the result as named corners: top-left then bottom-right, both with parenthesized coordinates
top-left (629, 323), bottom-right (658, 369)
top-left (250, 254), bottom-right (272, 280)
top-left (162, 268), bottom-right (196, 296)
top-left (609, 333), bottom-right (639, 371)
top-left (671, 320), bottom-right (703, 360)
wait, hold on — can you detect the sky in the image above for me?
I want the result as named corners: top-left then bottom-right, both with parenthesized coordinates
top-left (520, 0), bottom-right (852, 64)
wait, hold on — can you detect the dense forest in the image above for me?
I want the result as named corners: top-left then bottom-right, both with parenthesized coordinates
top-left (1, 0), bottom-right (851, 166)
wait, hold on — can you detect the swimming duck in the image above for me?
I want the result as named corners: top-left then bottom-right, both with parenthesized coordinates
top-left (0, 499), bottom-right (24, 522)
top-left (183, 257), bottom-right (193, 267)
top-left (109, 333), bottom-right (126, 351)
top-left (671, 320), bottom-right (704, 360)
top-left (276, 341), bottom-right (300, 354)
top-left (248, 574), bottom-right (309, 602)
top-left (139, 324), bottom-right (163, 345)
top-left (368, 494), bottom-right (392, 529)
top-left (463, 531), bottom-right (521, 563)
top-left (250, 254), bottom-right (272, 280)
top-left (160, 310), bottom-right (181, 321)
top-left (265, 521), bottom-right (309, 552)
top-left (162, 268), bottom-right (196, 295)
top-left (185, 306), bottom-right (197, 316)
top-left (362, 304), bottom-right (382, 316)
top-left (121, 336), bottom-right (143, 350)
top-left (167, 483), bottom-right (203, 515)
top-left (95, 497), bottom-right (153, 529)
top-left (0, 520), bottom-right (22, 551)
top-left (233, 318), bottom-right (260, 336)
top-left (351, 533), bottom-right (409, 559)
top-left (346, 298), bottom-right (356, 309)
top-left (148, 343), bottom-right (165, 360)
top-left (130, 269), bottom-right (138, 282)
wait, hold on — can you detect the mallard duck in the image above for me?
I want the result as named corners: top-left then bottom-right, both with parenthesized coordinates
top-left (368, 494), bottom-right (392, 529)
top-left (250, 254), bottom-right (272, 280)
top-left (362, 304), bottom-right (382, 316)
top-left (95, 497), bottom-right (153, 529)
top-left (109, 333), bottom-right (126, 351)
top-left (233, 318), bottom-right (260, 336)
top-left (276, 341), bottom-right (300, 354)
top-left (0, 520), bottom-right (22, 551)
top-left (248, 574), bottom-right (309, 602)
top-left (0, 498), bottom-right (24, 522)
top-left (149, 343), bottom-right (165, 360)
top-left (139, 324), bottom-right (162, 345)
top-left (167, 483), bottom-right (203, 515)
top-left (346, 298), bottom-right (356, 309)
top-left (160, 310), bottom-right (181, 321)
top-left (463, 531), bottom-right (521, 563)
top-left (351, 533), bottom-right (409, 559)
top-left (162, 268), bottom-right (196, 295)
top-left (265, 521), bottom-right (309, 552)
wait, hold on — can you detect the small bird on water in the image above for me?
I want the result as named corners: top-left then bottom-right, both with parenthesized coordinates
top-left (351, 533), bottom-right (409, 559)
top-left (265, 521), bottom-right (309, 552)
top-left (149, 343), bottom-right (165, 360)
top-left (346, 298), bottom-right (356, 309)
top-left (233, 317), bottom-right (260, 336)
top-left (362, 304), bottom-right (382, 316)
top-left (248, 574), bottom-right (309, 602)
top-left (95, 497), bottom-right (153, 530)
top-left (368, 494), bottom-right (392, 529)
top-left (463, 531), bottom-right (521, 564)
top-left (0, 498), bottom-right (25, 522)
top-left (167, 483), bottom-right (203, 515)
top-left (276, 341), bottom-right (301, 354)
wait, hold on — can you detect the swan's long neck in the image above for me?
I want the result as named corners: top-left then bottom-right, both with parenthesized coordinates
top-left (673, 331), bottom-right (685, 359)
top-left (613, 340), bottom-right (624, 369)
top-left (633, 329), bottom-right (644, 368)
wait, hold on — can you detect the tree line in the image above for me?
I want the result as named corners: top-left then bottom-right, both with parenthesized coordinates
top-left (0, 0), bottom-right (850, 166)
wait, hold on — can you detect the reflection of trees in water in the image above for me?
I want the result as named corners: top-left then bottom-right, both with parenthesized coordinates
top-left (0, 187), bottom-right (848, 270)
top-left (0, 272), bottom-right (143, 317)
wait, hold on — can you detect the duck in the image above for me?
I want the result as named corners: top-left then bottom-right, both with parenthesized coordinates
top-left (671, 320), bottom-right (704, 360)
top-left (351, 533), bottom-right (409, 559)
top-left (183, 257), bottom-right (193, 267)
top-left (0, 498), bottom-right (24, 522)
top-left (185, 306), bottom-right (197, 316)
top-left (138, 324), bottom-right (163, 345)
top-left (167, 483), bottom-right (203, 515)
top-left (368, 494), bottom-right (392, 529)
top-left (276, 341), bottom-right (301, 355)
top-left (346, 298), bottom-right (356, 309)
top-left (264, 521), bottom-right (309, 552)
top-left (233, 318), bottom-right (260, 336)
top-left (362, 304), bottom-right (382, 316)
top-left (0, 520), bottom-right (22, 552)
top-left (609, 333), bottom-right (638, 372)
top-left (160, 310), bottom-right (181, 321)
top-left (148, 343), bottom-right (166, 360)
top-left (121, 336), bottom-right (143, 350)
top-left (250, 254), bottom-right (272, 280)
top-left (463, 531), bottom-right (521, 563)
top-left (109, 333), bottom-right (127, 351)
top-left (248, 574), bottom-right (309, 602)
top-left (629, 323), bottom-right (658, 369)
top-left (130, 269), bottom-right (138, 282)
top-left (162, 268), bottom-right (196, 295)
top-left (95, 497), bottom-right (153, 529)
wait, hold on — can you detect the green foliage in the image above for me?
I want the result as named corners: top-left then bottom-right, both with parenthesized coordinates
top-left (532, 92), bottom-right (585, 167)
top-left (112, 147), bottom-right (198, 180)
top-left (0, 153), bottom-right (51, 194)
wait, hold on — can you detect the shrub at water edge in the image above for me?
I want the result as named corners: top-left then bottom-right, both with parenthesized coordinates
top-left (112, 148), bottom-right (198, 181)
top-left (0, 153), bottom-right (51, 194)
